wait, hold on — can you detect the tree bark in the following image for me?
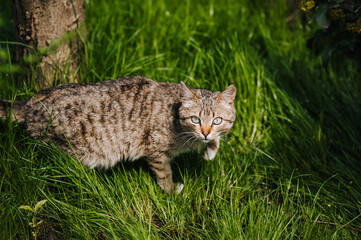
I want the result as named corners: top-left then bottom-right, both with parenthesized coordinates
top-left (12, 0), bottom-right (85, 87)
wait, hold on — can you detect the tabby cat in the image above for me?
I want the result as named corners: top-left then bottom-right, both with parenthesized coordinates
top-left (0, 76), bottom-right (236, 193)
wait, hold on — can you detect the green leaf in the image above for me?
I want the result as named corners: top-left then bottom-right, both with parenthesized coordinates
top-left (328, 3), bottom-right (340, 8)
top-left (354, 3), bottom-right (361, 12)
top-left (19, 205), bottom-right (34, 212)
top-left (321, 45), bottom-right (335, 68)
top-left (34, 200), bottom-right (48, 213)
top-left (316, 4), bottom-right (331, 28)
top-left (34, 220), bottom-right (43, 227)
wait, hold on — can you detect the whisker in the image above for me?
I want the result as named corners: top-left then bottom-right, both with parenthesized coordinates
top-left (220, 137), bottom-right (230, 143)
top-left (176, 131), bottom-right (194, 136)
top-left (182, 135), bottom-right (196, 148)
top-left (175, 132), bottom-right (194, 139)
top-left (176, 134), bottom-right (190, 139)
top-left (220, 134), bottom-right (231, 141)
top-left (176, 134), bottom-right (193, 142)
top-left (190, 137), bottom-right (199, 148)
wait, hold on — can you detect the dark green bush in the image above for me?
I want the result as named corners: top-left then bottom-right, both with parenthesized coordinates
top-left (301, 0), bottom-right (361, 66)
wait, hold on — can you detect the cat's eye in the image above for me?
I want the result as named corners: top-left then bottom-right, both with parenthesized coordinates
top-left (212, 117), bottom-right (223, 125)
top-left (191, 116), bottom-right (201, 124)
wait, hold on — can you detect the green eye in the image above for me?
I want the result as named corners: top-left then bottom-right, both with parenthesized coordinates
top-left (213, 117), bottom-right (223, 125)
top-left (191, 116), bottom-right (201, 124)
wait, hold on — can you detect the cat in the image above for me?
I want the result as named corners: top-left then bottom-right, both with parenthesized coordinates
top-left (0, 76), bottom-right (236, 193)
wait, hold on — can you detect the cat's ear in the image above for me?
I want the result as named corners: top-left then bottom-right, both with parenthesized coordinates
top-left (218, 85), bottom-right (236, 104)
top-left (180, 81), bottom-right (198, 102)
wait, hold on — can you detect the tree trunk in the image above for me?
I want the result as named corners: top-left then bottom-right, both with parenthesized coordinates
top-left (12, 0), bottom-right (85, 88)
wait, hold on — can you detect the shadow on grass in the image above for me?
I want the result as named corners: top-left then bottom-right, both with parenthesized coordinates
top-left (262, 55), bottom-right (361, 218)
top-left (278, 59), bottom-right (361, 176)
top-left (101, 151), bottom-right (204, 188)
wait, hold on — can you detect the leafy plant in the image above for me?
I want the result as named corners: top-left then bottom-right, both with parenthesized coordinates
top-left (19, 200), bottom-right (48, 240)
top-left (301, 0), bottom-right (361, 66)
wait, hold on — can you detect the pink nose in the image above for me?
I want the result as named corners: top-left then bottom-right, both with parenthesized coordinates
top-left (202, 132), bottom-right (209, 137)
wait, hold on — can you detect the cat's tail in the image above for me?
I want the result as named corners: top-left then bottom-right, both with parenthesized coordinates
top-left (0, 99), bottom-right (26, 122)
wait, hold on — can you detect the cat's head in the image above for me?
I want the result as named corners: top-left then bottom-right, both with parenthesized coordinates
top-left (179, 82), bottom-right (236, 143)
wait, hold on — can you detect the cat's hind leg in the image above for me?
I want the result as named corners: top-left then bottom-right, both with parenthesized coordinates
top-left (203, 137), bottom-right (220, 160)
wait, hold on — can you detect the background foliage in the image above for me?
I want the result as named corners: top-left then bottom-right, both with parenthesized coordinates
top-left (1, 0), bottom-right (361, 239)
top-left (301, 0), bottom-right (361, 66)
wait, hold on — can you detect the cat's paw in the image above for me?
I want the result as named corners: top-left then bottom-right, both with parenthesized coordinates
top-left (174, 183), bottom-right (184, 193)
top-left (203, 148), bottom-right (217, 160)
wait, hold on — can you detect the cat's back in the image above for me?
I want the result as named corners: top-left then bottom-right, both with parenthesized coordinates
top-left (24, 77), bottom-right (183, 168)
top-left (27, 76), bottom-right (160, 106)
top-left (25, 76), bottom-right (180, 117)
top-left (25, 76), bottom-right (182, 130)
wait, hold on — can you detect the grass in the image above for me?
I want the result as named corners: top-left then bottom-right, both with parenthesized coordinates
top-left (1, 0), bottom-right (361, 239)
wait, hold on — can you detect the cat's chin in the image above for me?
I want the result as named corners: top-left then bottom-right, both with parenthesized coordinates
top-left (201, 139), bottom-right (211, 143)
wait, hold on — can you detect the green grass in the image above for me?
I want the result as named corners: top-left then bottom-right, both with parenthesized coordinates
top-left (1, 0), bottom-right (361, 239)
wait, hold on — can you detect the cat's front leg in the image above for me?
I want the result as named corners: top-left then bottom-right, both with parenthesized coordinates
top-left (203, 137), bottom-right (220, 160)
top-left (148, 155), bottom-right (183, 194)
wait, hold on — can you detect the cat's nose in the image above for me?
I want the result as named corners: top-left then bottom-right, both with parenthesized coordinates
top-left (202, 132), bottom-right (209, 137)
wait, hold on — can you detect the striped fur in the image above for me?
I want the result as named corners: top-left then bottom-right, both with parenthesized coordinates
top-left (0, 76), bottom-right (236, 193)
